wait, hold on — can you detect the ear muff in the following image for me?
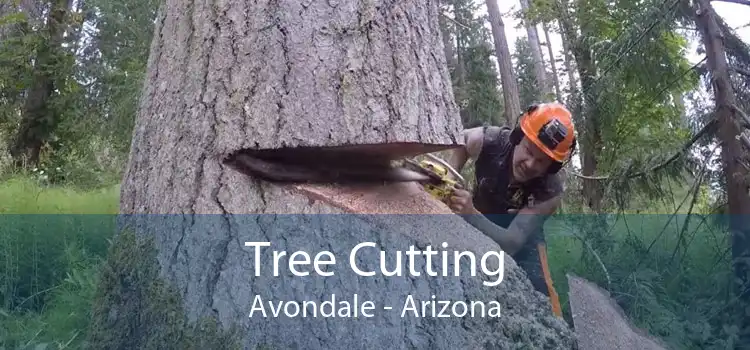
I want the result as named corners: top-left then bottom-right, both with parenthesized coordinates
top-left (510, 126), bottom-right (523, 145)
top-left (547, 135), bottom-right (577, 174)
top-left (509, 104), bottom-right (540, 145)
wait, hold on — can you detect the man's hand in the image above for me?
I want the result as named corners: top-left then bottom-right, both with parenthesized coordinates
top-left (448, 188), bottom-right (479, 215)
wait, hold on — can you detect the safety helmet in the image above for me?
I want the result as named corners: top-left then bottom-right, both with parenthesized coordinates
top-left (517, 103), bottom-right (576, 163)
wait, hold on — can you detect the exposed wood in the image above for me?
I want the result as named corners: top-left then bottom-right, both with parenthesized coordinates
top-left (567, 274), bottom-right (668, 350)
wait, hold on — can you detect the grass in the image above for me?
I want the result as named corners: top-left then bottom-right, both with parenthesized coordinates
top-left (0, 176), bottom-right (119, 349)
top-left (0, 175), bottom-right (741, 350)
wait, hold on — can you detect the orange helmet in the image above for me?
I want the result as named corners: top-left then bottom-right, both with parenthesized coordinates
top-left (518, 103), bottom-right (576, 163)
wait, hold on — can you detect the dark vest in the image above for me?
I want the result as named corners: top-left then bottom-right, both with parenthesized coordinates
top-left (471, 126), bottom-right (552, 257)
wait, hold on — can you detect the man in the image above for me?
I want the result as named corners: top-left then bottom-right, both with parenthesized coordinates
top-left (445, 102), bottom-right (577, 318)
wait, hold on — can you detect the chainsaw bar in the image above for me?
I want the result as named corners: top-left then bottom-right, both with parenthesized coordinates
top-left (224, 150), bottom-right (432, 185)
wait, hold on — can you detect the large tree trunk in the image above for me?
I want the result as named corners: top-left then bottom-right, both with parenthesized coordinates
top-left (485, 0), bottom-right (521, 124)
top-left (694, 0), bottom-right (750, 345)
top-left (89, 1), bottom-right (576, 349)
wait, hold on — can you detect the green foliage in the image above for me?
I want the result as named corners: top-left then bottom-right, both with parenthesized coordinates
top-left (0, 177), bottom-right (118, 349)
top-left (443, 0), bottom-right (504, 127)
top-left (87, 230), bottom-right (241, 350)
top-left (546, 211), bottom-right (742, 350)
top-left (456, 44), bottom-right (504, 127)
top-left (0, 178), bottom-right (239, 349)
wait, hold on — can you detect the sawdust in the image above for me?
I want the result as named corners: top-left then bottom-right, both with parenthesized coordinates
top-left (567, 273), bottom-right (668, 350)
top-left (293, 182), bottom-right (455, 215)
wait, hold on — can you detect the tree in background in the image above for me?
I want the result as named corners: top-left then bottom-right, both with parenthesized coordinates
top-left (442, 0), bottom-right (505, 127)
top-left (513, 37), bottom-right (543, 108)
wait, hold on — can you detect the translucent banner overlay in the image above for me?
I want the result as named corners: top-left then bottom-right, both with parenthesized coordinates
top-left (1, 213), bottom-right (743, 349)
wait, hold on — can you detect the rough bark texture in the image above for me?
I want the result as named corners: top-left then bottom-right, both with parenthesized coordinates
top-left (120, 0), bottom-right (465, 214)
top-left (567, 274), bottom-right (667, 350)
top-left (106, 0), bottom-right (577, 349)
top-left (485, 0), bottom-right (521, 124)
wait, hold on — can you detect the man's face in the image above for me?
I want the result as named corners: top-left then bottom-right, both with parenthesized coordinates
top-left (511, 137), bottom-right (554, 182)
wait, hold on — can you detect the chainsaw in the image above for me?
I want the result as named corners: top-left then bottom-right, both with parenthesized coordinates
top-left (223, 147), bottom-right (467, 204)
top-left (399, 153), bottom-right (466, 203)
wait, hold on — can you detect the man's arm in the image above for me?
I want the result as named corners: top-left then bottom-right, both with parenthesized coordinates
top-left (458, 177), bottom-right (563, 255)
top-left (503, 195), bottom-right (561, 250)
top-left (446, 127), bottom-right (484, 173)
top-left (502, 176), bottom-right (564, 251)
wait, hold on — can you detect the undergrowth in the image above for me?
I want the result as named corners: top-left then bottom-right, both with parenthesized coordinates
top-left (0, 174), bottom-right (741, 350)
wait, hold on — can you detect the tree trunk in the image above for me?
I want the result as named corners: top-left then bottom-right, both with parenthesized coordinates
top-left (542, 22), bottom-right (563, 102)
top-left (556, 2), bottom-right (602, 212)
top-left (519, 0), bottom-right (550, 100)
top-left (694, 0), bottom-right (750, 345)
top-left (485, 0), bottom-right (521, 124)
top-left (438, 1), bottom-right (457, 73)
top-left (453, 0), bottom-right (466, 86)
top-left (559, 23), bottom-right (578, 105)
top-left (9, 0), bottom-right (72, 167)
top-left (89, 1), bottom-right (576, 349)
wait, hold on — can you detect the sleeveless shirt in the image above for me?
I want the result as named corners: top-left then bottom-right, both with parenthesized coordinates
top-left (471, 125), bottom-right (563, 260)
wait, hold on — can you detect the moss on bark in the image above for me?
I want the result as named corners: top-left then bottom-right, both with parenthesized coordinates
top-left (86, 229), bottom-right (241, 350)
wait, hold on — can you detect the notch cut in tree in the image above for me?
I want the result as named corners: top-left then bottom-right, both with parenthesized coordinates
top-left (101, 0), bottom-right (576, 349)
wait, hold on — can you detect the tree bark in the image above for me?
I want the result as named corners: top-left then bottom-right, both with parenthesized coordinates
top-left (694, 0), bottom-right (750, 345)
top-left (485, 0), bottom-right (521, 124)
top-left (93, 1), bottom-right (577, 349)
top-left (119, 0), bottom-right (468, 215)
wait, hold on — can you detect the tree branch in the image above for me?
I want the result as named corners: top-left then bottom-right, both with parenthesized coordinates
top-left (571, 118), bottom-right (718, 180)
top-left (731, 66), bottom-right (750, 78)
top-left (731, 104), bottom-right (750, 127)
top-left (440, 12), bottom-right (470, 30)
top-left (712, 0), bottom-right (750, 6)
